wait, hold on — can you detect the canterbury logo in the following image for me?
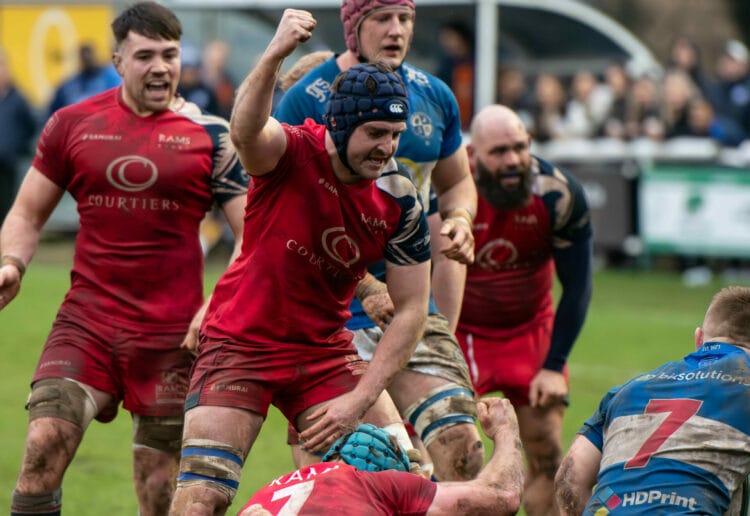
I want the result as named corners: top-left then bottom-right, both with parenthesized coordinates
top-left (106, 155), bottom-right (158, 192)
top-left (388, 101), bottom-right (405, 114)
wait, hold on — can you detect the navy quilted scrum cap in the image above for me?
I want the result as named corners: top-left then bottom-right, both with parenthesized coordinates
top-left (324, 63), bottom-right (409, 171)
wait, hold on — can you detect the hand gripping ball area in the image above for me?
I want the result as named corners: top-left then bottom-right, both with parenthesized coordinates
top-left (324, 63), bottom-right (409, 170)
top-left (322, 423), bottom-right (411, 472)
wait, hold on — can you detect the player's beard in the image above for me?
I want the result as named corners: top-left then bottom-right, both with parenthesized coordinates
top-left (474, 159), bottom-right (533, 210)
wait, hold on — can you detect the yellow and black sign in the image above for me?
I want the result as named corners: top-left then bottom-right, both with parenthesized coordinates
top-left (0, 3), bottom-right (115, 108)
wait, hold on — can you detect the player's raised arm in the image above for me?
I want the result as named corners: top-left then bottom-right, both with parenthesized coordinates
top-left (229, 9), bottom-right (316, 176)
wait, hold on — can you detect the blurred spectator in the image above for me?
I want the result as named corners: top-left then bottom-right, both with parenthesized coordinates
top-left (437, 21), bottom-right (474, 129)
top-left (48, 43), bottom-right (121, 117)
top-left (496, 66), bottom-right (532, 125)
top-left (661, 69), bottom-right (699, 138)
top-left (562, 69), bottom-right (612, 138)
top-left (0, 48), bottom-right (35, 223)
top-left (201, 39), bottom-right (236, 120)
top-left (598, 62), bottom-right (631, 138)
top-left (177, 43), bottom-right (219, 115)
top-left (685, 97), bottom-right (745, 146)
top-left (667, 35), bottom-right (713, 97)
top-left (625, 74), bottom-right (665, 140)
top-left (529, 72), bottom-right (567, 142)
top-left (708, 39), bottom-right (750, 135)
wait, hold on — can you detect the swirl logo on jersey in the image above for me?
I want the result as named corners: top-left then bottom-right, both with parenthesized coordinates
top-left (106, 155), bottom-right (158, 192)
top-left (322, 227), bottom-right (360, 268)
top-left (476, 238), bottom-right (518, 270)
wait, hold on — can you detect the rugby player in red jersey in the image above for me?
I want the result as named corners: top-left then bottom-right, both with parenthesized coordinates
top-left (1, 3), bottom-right (248, 514)
top-left (239, 398), bottom-right (522, 516)
top-left (457, 104), bottom-right (593, 515)
top-left (169, 10), bottom-right (433, 514)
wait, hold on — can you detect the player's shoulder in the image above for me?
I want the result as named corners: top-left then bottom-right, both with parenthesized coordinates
top-left (282, 119), bottom-right (328, 159)
top-left (532, 155), bottom-right (591, 236)
top-left (534, 156), bottom-right (579, 185)
top-left (399, 61), bottom-right (454, 98)
top-left (43, 88), bottom-right (119, 140)
top-left (376, 159), bottom-right (421, 200)
top-left (303, 56), bottom-right (340, 83)
top-left (282, 57), bottom-right (339, 100)
top-left (173, 98), bottom-right (231, 130)
top-left (533, 156), bottom-right (586, 201)
top-left (52, 87), bottom-right (119, 121)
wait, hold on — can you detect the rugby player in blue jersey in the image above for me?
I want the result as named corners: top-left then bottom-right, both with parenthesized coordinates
top-left (555, 286), bottom-right (750, 515)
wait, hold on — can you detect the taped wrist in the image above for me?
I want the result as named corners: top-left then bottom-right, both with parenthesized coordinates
top-left (354, 275), bottom-right (387, 302)
top-left (2, 254), bottom-right (26, 279)
top-left (440, 207), bottom-right (474, 227)
top-left (403, 383), bottom-right (477, 447)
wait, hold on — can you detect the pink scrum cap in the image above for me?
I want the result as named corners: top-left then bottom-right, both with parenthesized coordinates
top-left (341, 0), bottom-right (415, 55)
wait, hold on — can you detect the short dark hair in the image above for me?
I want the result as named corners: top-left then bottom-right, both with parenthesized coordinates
top-left (111, 1), bottom-right (182, 47)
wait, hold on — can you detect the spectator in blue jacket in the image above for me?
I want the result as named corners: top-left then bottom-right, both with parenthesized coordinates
top-left (0, 48), bottom-right (36, 222)
top-left (47, 43), bottom-right (121, 117)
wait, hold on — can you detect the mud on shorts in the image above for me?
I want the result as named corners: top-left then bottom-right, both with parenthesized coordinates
top-left (456, 315), bottom-right (568, 406)
top-left (351, 312), bottom-right (474, 391)
top-left (32, 307), bottom-right (193, 421)
top-left (185, 335), bottom-right (367, 427)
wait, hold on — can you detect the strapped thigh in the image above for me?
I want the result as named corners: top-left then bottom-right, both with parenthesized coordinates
top-left (26, 378), bottom-right (98, 430)
top-left (177, 439), bottom-right (244, 502)
top-left (403, 382), bottom-right (477, 447)
top-left (133, 415), bottom-right (183, 453)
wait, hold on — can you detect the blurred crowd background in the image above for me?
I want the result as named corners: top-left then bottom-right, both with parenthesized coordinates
top-left (2, 0), bottom-right (750, 283)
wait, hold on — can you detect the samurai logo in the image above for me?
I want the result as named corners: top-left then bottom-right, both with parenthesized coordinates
top-left (106, 155), bottom-right (158, 192)
top-left (322, 227), bottom-right (360, 268)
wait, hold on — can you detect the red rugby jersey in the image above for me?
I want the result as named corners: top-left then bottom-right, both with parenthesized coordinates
top-left (460, 156), bottom-right (590, 331)
top-left (239, 462), bottom-right (436, 515)
top-left (202, 120), bottom-right (430, 347)
top-left (32, 87), bottom-right (248, 331)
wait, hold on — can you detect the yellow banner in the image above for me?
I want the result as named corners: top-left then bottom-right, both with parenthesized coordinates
top-left (0, 4), bottom-right (115, 108)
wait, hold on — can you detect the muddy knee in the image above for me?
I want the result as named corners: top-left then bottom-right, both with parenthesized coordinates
top-left (403, 383), bottom-right (481, 480)
top-left (430, 423), bottom-right (484, 480)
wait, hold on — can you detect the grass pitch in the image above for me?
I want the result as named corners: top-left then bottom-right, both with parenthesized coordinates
top-left (0, 241), bottom-right (732, 514)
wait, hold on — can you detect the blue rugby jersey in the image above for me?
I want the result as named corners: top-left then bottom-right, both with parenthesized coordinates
top-left (580, 342), bottom-right (750, 515)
